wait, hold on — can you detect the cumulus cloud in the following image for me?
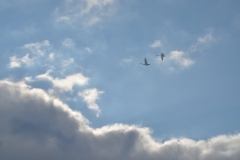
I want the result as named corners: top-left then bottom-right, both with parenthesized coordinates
top-left (149, 40), bottom-right (162, 48)
top-left (36, 70), bottom-right (89, 92)
top-left (0, 80), bottom-right (240, 160)
top-left (78, 88), bottom-right (104, 117)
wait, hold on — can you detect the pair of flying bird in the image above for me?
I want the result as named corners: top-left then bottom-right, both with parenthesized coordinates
top-left (140, 53), bottom-right (165, 66)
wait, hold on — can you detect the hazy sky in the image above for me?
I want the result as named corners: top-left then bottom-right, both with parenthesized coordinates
top-left (0, 0), bottom-right (240, 159)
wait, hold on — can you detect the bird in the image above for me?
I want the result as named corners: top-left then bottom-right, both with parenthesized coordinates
top-left (140, 58), bottom-right (150, 66)
top-left (157, 53), bottom-right (165, 60)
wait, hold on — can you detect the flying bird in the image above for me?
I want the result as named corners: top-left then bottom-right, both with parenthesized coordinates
top-left (157, 53), bottom-right (165, 60)
top-left (140, 58), bottom-right (150, 66)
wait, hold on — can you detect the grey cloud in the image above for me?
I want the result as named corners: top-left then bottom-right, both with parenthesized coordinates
top-left (0, 80), bottom-right (240, 160)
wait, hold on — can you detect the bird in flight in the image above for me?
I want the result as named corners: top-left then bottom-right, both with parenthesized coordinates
top-left (157, 53), bottom-right (165, 61)
top-left (140, 58), bottom-right (150, 66)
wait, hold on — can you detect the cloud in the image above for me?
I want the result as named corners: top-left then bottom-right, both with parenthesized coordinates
top-left (198, 32), bottom-right (213, 44)
top-left (188, 31), bottom-right (214, 53)
top-left (0, 80), bottom-right (240, 160)
top-left (49, 52), bottom-right (55, 60)
top-left (62, 38), bottom-right (75, 48)
top-left (158, 51), bottom-right (194, 70)
top-left (56, 16), bottom-right (70, 23)
top-left (36, 70), bottom-right (89, 92)
top-left (77, 0), bottom-right (116, 16)
top-left (9, 56), bottom-right (21, 68)
top-left (23, 40), bottom-right (50, 56)
top-left (8, 40), bottom-right (52, 69)
top-left (9, 54), bottom-right (33, 68)
top-left (123, 58), bottom-right (133, 63)
top-left (55, 0), bottom-right (117, 27)
top-left (11, 40), bottom-right (52, 63)
top-left (169, 51), bottom-right (195, 68)
top-left (149, 40), bottom-right (162, 48)
top-left (85, 47), bottom-right (92, 53)
top-left (156, 31), bottom-right (214, 71)
top-left (62, 58), bottom-right (75, 67)
top-left (78, 88), bottom-right (104, 117)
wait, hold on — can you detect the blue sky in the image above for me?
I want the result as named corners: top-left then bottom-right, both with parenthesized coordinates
top-left (0, 0), bottom-right (240, 159)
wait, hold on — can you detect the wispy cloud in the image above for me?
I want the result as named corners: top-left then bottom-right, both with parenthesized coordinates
top-left (0, 80), bottom-right (239, 160)
top-left (62, 38), bottom-right (75, 48)
top-left (188, 31), bottom-right (215, 53)
top-left (156, 31), bottom-right (214, 71)
top-left (8, 40), bottom-right (53, 69)
top-left (23, 40), bottom-right (50, 56)
top-left (78, 88), bottom-right (104, 117)
top-left (85, 47), bottom-right (92, 53)
top-left (62, 58), bottom-right (75, 67)
top-left (169, 51), bottom-right (195, 68)
top-left (198, 32), bottom-right (213, 44)
top-left (149, 40), bottom-right (162, 48)
top-left (123, 58), bottom-right (133, 63)
top-left (55, 0), bottom-right (117, 27)
top-left (9, 54), bottom-right (33, 68)
top-left (9, 56), bottom-right (21, 68)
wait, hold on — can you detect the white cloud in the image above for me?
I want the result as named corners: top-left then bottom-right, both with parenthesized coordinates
top-left (49, 52), bottom-right (55, 60)
top-left (198, 32), bottom-right (213, 44)
top-left (83, 16), bottom-right (101, 27)
top-left (62, 58), bottom-right (75, 67)
top-left (9, 56), bottom-right (21, 68)
top-left (188, 31), bottom-right (214, 53)
top-left (23, 40), bottom-right (50, 56)
top-left (78, 88), bottom-right (104, 117)
top-left (77, 0), bottom-right (116, 16)
top-left (21, 54), bottom-right (33, 65)
top-left (149, 40), bottom-right (162, 48)
top-left (36, 70), bottom-right (89, 92)
top-left (0, 80), bottom-right (240, 160)
top-left (123, 58), bottom-right (133, 63)
top-left (56, 16), bottom-right (70, 23)
top-left (169, 50), bottom-right (195, 68)
top-left (56, 0), bottom-right (117, 27)
top-left (24, 76), bottom-right (34, 82)
top-left (62, 38), bottom-right (75, 48)
top-left (85, 47), bottom-right (92, 53)
top-left (9, 54), bottom-right (33, 68)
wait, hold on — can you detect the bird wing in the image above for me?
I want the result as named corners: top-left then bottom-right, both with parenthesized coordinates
top-left (144, 58), bottom-right (148, 64)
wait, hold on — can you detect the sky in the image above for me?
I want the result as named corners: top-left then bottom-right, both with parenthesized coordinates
top-left (0, 0), bottom-right (240, 159)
